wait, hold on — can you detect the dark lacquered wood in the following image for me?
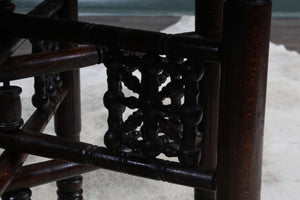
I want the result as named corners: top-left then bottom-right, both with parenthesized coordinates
top-left (2, 188), bottom-right (32, 200)
top-left (178, 61), bottom-right (204, 167)
top-left (0, 84), bottom-right (31, 200)
top-left (103, 51), bottom-right (186, 158)
top-left (57, 176), bottom-right (83, 200)
top-left (103, 51), bottom-right (125, 151)
top-left (0, 37), bottom-right (24, 67)
top-left (0, 86), bottom-right (67, 195)
top-left (0, 0), bottom-right (272, 198)
top-left (217, 1), bottom-right (272, 200)
top-left (0, 86), bottom-right (23, 131)
top-left (0, 151), bottom-right (27, 196)
top-left (139, 54), bottom-right (162, 157)
top-left (0, 0), bottom-right (14, 14)
top-left (0, 46), bottom-right (101, 81)
top-left (0, 13), bottom-right (221, 62)
top-left (0, 0), bottom-right (16, 66)
top-left (0, 84), bottom-right (24, 196)
top-left (0, 0), bottom-right (65, 66)
top-left (54, 1), bottom-right (83, 199)
top-left (194, 0), bottom-right (223, 199)
top-left (0, 130), bottom-right (216, 190)
top-left (27, 0), bottom-right (63, 17)
top-left (24, 85), bottom-right (68, 132)
top-left (195, 0), bottom-right (223, 39)
top-left (6, 160), bottom-right (97, 193)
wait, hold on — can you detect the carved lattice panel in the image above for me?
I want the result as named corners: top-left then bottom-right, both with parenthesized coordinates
top-left (103, 50), bottom-right (204, 167)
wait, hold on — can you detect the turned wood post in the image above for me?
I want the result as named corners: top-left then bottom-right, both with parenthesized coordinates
top-left (217, 0), bottom-right (272, 200)
top-left (194, 0), bottom-right (223, 200)
top-left (54, 0), bottom-right (83, 199)
top-left (0, 83), bottom-right (32, 200)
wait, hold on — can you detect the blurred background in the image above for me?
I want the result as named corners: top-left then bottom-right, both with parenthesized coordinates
top-left (11, 0), bottom-right (300, 17)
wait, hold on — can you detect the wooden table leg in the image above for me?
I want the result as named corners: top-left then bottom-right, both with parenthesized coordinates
top-left (54, 0), bottom-right (83, 199)
top-left (0, 84), bottom-right (30, 200)
top-left (217, 1), bottom-right (272, 200)
top-left (194, 0), bottom-right (223, 199)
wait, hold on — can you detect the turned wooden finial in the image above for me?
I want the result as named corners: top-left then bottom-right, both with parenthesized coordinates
top-left (0, 82), bottom-right (23, 131)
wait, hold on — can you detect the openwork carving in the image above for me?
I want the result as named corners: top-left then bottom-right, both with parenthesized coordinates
top-left (103, 50), bottom-right (204, 166)
top-left (30, 33), bottom-right (63, 110)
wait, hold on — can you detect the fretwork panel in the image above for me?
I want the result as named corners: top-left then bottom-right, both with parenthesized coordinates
top-left (103, 50), bottom-right (204, 166)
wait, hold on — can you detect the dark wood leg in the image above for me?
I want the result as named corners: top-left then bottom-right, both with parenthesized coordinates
top-left (0, 84), bottom-right (31, 200)
top-left (2, 188), bottom-right (32, 200)
top-left (54, 69), bottom-right (83, 200)
top-left (217, 0), bottom-right (271, 200)
top-left (194, 0), bottom-right (223, 199)
top-left (54, 0), bottom-right (83, 200)
top-left (57, 176), bottom-right (83, 200)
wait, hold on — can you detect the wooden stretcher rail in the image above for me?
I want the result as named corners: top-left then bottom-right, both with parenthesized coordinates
top-left (0, 46), bottom-right (101, 81)
top-left (0, 86), bottom-right (68, 195)
top-left (0, 130), bottom-right (216, 190)
top-left (0, 13), bottom-right (221, 63)
top-left (6, 160), bottom-right (96, 192)
top-left (0, 0), bottom-right (64, 66)
top-left (27, 0), bottom-right (64, 17)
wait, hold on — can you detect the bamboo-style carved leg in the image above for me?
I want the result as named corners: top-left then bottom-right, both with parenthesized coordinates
top-left (194, 0), bottom-right (223, 199)
top-left (54, 0), bottom-right (83, 200)
top-left (217, 1), bottom-right (271, 200)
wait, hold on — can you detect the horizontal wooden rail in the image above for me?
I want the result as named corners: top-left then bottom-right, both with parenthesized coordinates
top-left (0, 46), bottom-right (101, 81)
top-left (0, 0), bottom-right (64, 66)
top-left (0, 86), bottom-right (67, 195)
top-left (27, 0), bottom-right (64, 17)
top-left (0, 130), bottom-right (216, 190)
top-left (0, 13), bottom-right (221, 63)
top-left (6, 160), bottom-right (96, 192)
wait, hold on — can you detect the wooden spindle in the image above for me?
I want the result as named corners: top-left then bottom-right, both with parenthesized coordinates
top-left (103, 51), bottom-right (125, 150)
top-left (140, 54), bottom-right (162, 158)
top-left (178, 61), bottom-right (204, 167)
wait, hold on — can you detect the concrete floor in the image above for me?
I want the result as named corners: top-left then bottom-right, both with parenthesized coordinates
top-left (270, 18), bottom-right (300, 53)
